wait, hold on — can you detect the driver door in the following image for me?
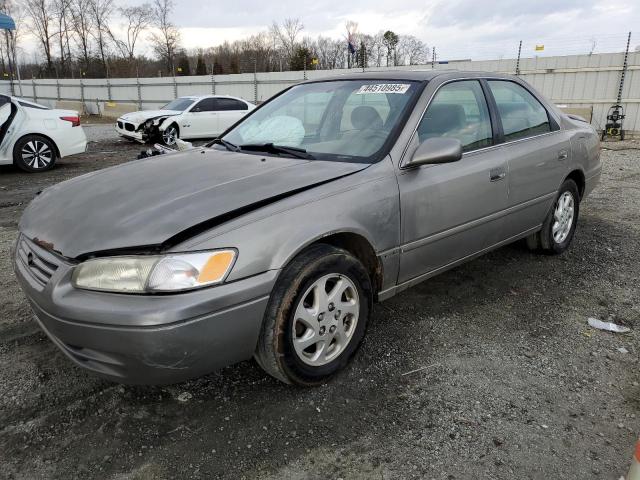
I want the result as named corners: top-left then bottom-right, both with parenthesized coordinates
top-left (397, 80), bottom-right (509, 284)
top-left (185, 98), bottom-right (219, 138)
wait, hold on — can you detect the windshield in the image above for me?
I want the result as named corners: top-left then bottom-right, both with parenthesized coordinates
top-left (162, 98), bottom-right (195, 111)
top-left (219, 80), bottom-right (421, 162)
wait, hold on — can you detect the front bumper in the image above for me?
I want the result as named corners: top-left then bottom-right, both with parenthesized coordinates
top-left (13, 235), bottom-right (278, 384)
top-left (115, 121), bottom-right (146, 143)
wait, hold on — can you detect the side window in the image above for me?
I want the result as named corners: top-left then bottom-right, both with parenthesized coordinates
top-left (216, 98), bottom-right (249, 111)
top-left (488, 81), bottom-right (551, 141)
top-left (417, 80), bottom-right (492, 152)
top-left (191, 98), bottom-right (216, 112)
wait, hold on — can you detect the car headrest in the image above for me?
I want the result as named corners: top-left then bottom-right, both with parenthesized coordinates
top-left (351, 106), bottom-right (383, 130)
top-left (419, 103), bottom-right (466, 136)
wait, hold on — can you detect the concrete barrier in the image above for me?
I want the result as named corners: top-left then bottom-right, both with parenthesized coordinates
top-left (102, 101), bottom-right (139, 119)
top-left (558, 106), bottom-right (593, 122)
top-left (54, 100), bottom-right (85, 114)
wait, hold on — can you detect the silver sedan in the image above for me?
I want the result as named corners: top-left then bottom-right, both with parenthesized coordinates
top-left (14, 71), bottom-right (601, 386)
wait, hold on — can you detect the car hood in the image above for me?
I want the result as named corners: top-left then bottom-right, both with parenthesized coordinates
top-left (19, 149), bottom-right (369, 258)
top-left (119, 109), bottom-right (181, 125)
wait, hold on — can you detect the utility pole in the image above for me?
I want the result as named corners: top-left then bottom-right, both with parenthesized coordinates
top-left (616, 31), bottom-right (632, 105)
top-left (515, 40), bottom-right (522, 75)
top-left (431, 47), bottom-right (436, 69)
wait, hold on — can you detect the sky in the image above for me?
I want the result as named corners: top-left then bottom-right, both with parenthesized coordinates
top-left (16, 0), bottom-right (640, 63)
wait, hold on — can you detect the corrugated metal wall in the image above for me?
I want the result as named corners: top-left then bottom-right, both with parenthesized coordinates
top-left (2, 51), bottom-right (639, 132)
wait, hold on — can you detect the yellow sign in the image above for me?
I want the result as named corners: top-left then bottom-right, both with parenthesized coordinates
top-left (535, 45), bottom-right (545, 51)
top-left (177, 67), bottom-right (183, 72)
top-left (311, 58), bottom-right (319, 65)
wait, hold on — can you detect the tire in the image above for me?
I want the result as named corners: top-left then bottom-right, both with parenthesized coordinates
top-left (162, 124), bottom-right (179, 146)
top-left (13, 135), bottom-right (57, 173)
top-left (526, 179), bottom-right (580, 255)
top-left (255, 244), bottom-right (372, 386)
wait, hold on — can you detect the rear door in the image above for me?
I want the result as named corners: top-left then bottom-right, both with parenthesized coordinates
top-left (485, 80), bottom-right (571, 237)
top-left (396, 79), bottom-right (509, 284)
top-left (215, 98), bottom-right (250, 134)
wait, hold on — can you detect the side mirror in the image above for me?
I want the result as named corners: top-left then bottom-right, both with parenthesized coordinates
top-left (406, 137), bottom-right (463, 168)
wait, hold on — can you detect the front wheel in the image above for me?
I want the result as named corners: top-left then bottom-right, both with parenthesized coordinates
top-left (526, 179), bottom-right (580, 254)
top-left (13, 135), bottom-right (58, 172)
top-left (255, 244), bottom-right (372, 386)
top-left (162, 124), bottom-right (179, 146)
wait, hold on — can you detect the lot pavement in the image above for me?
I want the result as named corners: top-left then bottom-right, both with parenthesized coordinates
top-left (0, 128), bottom-right (638, 479)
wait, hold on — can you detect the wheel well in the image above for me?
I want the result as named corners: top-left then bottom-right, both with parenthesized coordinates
top-left (13, 133), bottom-right (60, 161)
top-left (566, 169), bottom-right (585, 199)
top-left (312, 233), bottom-right (383, 297)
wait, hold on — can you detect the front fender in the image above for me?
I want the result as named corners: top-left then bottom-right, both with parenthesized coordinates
top-left (174, 158), bottom-right (401, 289)
top-left (158, 115), bottom-right (180, 132)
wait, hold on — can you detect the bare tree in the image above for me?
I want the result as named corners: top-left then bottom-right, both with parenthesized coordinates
top-left (52, 0), bottom-right (72, 76)
top-left (149, 0), bottom-right (179, 74)
top-left (88, 0), bottom-right (114, 75)
top-left (69, 0), bottom-right (93, 73)
top-left (112, 4), bottom-right (152, 62)
top-left (0, 0), bottom-right (24, 86)
top-left (24, 0), bottom-right (56, 73)
top-left (397, 35), bottom-right (428, 65)
top-left (271, 18), bottom-right (303, 65)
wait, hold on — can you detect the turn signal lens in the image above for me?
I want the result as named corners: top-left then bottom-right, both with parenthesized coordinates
top-left (72, 250), bottom-right (236, 294)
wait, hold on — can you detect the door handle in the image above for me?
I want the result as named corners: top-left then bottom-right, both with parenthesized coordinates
top-left (490, 168), bottom-right (506, 182)
top-left (558, 150), bottom-right (568, 161)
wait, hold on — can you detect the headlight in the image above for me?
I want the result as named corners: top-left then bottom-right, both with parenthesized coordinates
top-left (72, 250), bottom-right (236, 293)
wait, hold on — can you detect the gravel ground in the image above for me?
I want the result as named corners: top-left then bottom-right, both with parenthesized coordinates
top-left (0, 133), bottom-right (638, 480)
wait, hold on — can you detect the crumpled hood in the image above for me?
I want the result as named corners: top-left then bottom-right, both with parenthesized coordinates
top-left (19, 149), bottom-right (368, 258)
top-left (119, 109), bottom-right (180, 125)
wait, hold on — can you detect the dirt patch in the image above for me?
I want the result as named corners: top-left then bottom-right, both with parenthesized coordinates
top-left (0, 139), bottom-right (638, 479)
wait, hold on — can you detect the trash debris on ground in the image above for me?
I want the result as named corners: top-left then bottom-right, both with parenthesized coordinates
top-left (587, 317), bottom-right (631, 334)
top-left (618, 347), bottom-right (629, 354)
top-left (401, 364), bottom-right (441, 376)
top-left (137, 139), bottom-right (195, 159)
top-left (176, 392), bottom-right (193, 403)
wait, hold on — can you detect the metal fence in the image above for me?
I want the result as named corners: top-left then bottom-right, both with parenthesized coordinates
top-left (2, 51), bottom-right (639, 133)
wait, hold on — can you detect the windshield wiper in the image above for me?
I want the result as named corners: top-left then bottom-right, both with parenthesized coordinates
top-left (239, 143), bottom-right (315, 159)
top-left (211, 138), bottom-right (240, 152)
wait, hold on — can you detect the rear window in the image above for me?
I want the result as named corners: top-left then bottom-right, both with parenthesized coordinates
top-left (487, 81), bottom-right (551, 141)
top-left (19, 100), bottom-right (50, 110)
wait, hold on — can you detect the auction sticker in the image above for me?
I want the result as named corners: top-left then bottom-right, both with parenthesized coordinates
top-left (356, 84), bottom-right (411, 94)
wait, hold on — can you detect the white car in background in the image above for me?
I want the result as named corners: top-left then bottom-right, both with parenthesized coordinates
top-left (115, 95), bottom-right (256, 146)
top-left (0, 95), bottom-right (87, 173)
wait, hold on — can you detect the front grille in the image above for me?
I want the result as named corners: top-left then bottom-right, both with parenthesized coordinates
top-left (117, 121), bottom-right (123, 129)
top-left (124, 122), bottom-right (135, 132)
top-left (16, 236), bottom-right (59, 288)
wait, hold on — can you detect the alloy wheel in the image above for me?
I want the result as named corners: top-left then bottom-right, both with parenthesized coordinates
top-left (163, 126), bottom-right (178, 145)
top-left (552, 191), bottom-right (575, 244)
top-left (291, 273), bottom-right (360, 367)
top-left (21, 140), bottom-right (53, 170)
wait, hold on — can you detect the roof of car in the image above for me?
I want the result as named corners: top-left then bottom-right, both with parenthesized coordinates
top-left (179, 94), bottom-right (247, 100)
top-left (304, 70), bottom-right (516, 83)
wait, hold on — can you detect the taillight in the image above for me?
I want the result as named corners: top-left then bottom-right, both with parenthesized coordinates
top-left (60, 116), bottom-right (80, 127)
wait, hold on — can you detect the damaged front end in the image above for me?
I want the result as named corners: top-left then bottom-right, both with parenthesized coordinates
top-left (116, 114), bottom-right (177, 144)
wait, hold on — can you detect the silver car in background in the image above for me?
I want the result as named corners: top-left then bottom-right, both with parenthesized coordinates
top-left (14, 71), bottom-right (601, 386)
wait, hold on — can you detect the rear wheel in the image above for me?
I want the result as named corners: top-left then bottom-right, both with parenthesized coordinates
top-left (255, 244), bottom-right (372, 386)
top-left (526, 179), bottom-right (580, 255)
top-left (13, 135), bottom-right (57, 172)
